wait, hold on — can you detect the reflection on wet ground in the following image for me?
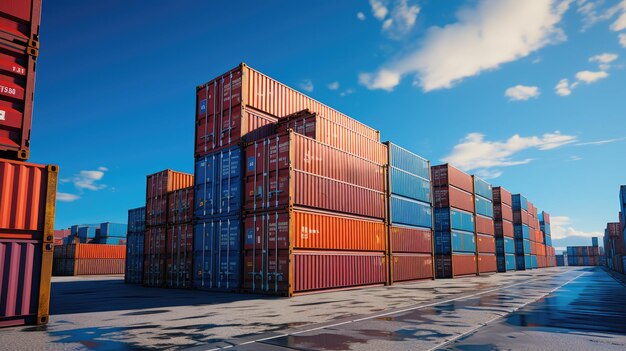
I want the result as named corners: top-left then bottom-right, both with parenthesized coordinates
top-left (223, 268), bottom-right (626, 351)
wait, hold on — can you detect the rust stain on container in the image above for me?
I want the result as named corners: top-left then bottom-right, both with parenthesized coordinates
top-left (0, 159), bottom-right (57, 327)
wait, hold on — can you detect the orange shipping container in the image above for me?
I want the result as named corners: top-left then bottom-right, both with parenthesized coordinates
top-left (477, 234), bottom-right (496, 253)
top-left (478, 254), bottom-right (497, 273)
top-left (476, 215), bottom-right (494, 236)
top-left (390, 253), bottom-right (434, 282)
top-left (74, 259), bottom-right (125, 275)
top-left (275, 109), bottom-right (387, 165)
top-left (74, 244), bottom-right (125, 259)
top-left (492, 186), bottom-right (512, 205)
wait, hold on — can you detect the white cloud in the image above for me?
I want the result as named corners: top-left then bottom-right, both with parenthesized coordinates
top-left (550, 216), bottom-right (602, 240)
top-left (610, 0), bottom-right (626, 31)
top-left (359, 69), bottom-right (401, 91)
top-left (57, 192), bottom-right (80, 202)
top-left (299, 80), bottom-right (314, 92)
top-left (357, 12), bottom-right (366, 21)
top-left (340, 88), bottom-right (354, 97)
top-left (360, 0), bottom-right (571, 92)
top-left (575, 70), bottom-right (608, 83)
top-left (505, 85), bottom-right (540, 101)
top-left (576, 0), bottom-right (617, 30)
top-left (73, 170), bottom-right (106, 191)
top-left (98, 166), bottom-right (109, 172)
top-left (555, 78), bottom-right (572, 96)
top-left (576, 137), bottom-right (626, 145)
top-left (441, 131), bottom-right (577, 177)
top-left (328, 81), bottom-right (340, 90)
top-left (589, 53), bottom-right (618, 64)
top-left (370, 0), bottom-right (388, 20)
top-left (569, 155), bottom-right (582, 161)
top-left (620, 33), bottom-right (626, 47)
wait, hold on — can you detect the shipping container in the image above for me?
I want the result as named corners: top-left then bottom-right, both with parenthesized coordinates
top-left (167, 187), bottom-right (193, 224)
top-left (492, 186), bottom-right (512, 205)
top-left (195, 63), bottom-right (379, 157)
top-left (494, 220), bottom-right (514, 238)
top-left (193, 215), bottom-right (241, 291)
top-left (99, 223), bottom-right (127, 237)
top-left (125, 231), bottom-right (144, 284)
top-left (433, 186), bottom-right (474, 213)
top-left (473, 177), bottom-right (492, 201)
top-left (244, 131), bottom-right (385, 219)
top-left (0, 0), bottom-right (41, 46)
top-left (277, 109), bottom-right (388, 165)
top-left (195, 146), bottom-right (242, 218)
top-left (477, 233), bottom-right (496, 254)
top-left (243, 250), bottom-right (387, 296)
top-left (435, 253), bottom-right (477, 278)
top-left (390, 253), bottom-right (433, 282)
top-left (389, 225), bottom-right (432, 254)
top-left (146, 170), bottom-right (193, 227)
top-left (496, 253), bottom-right (516, 272)
top-left (127, 207), bottom-right (145, 234)
top-left (385, 142), bottom-right (431, 203)
top-left (476, 215), bottom-right (494, 236)
top-left (73, 259), bottom-right (125, 275)
top-left (512, 194), bottom-right (528, 211)
top-left (165, 223), bottom-right (193, 288)
top-left (431, 164), bottom-right (473, 193)
top-left (478, 254), bottom-right (497, 273)
top-left (475, 196), bottom-right (493, 217)
top-left (0, 160), bottom-right (57, 327)
top-left (493, 203), bottom-right (513, 222)
top-left (144, 226), bottom-right (167, 287)
top-left (389, 195), bottom-right (432, 228)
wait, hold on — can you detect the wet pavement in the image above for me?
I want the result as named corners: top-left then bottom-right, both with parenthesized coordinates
top-left (1, 267), bottom-right (624, 350)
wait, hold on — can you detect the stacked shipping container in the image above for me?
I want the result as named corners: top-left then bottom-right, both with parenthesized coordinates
top-left (0, 160), bottom-right (57, 327)
top-left (567, 245), bottom-right (602, 266)
top-left (432, 164), bottom-right (477, 278)
top-left (604, 221), bottom-right (624, 273)
top-left (512, 194), bottom-right (532, 270)
top-left (52, 244), bottom-right (126, 275)
top-left (493, 187), bottom-right (515, 272)
top-left (473, 176), bottom-right (496, 274)
top-left (145, 170), bottom-right (194, 287)
top-left (125, 207), bottom-right (145, 284)
top-left (166, 187), bottom-right (193, 288)
top-left (385, 142), bottom-right (433, 283)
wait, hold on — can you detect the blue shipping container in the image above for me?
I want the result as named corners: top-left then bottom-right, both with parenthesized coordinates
top-left (435, 230), bottom-right (475, 254)
top-left (390, 195), bottom-right (432, 228)
top-left (125, 231), bottom-right (144, 284)
top-left (100, 223), bottom-right (127, 237)
top-left (389, 168), bottom-right (431, 204)
top-left (505, 254), bottom-right (516, 270)
top-left (514, 225), bottom-right (530, 239)
top-left (531, 255), bottom-right (537, 268)
top-left (434, 208), bottom-right (474, 233)
top-left (193, 216), bottom-right (241, 290)
top-left (387, 142), bottom-right (430, 180)
top-left (473, 177), bottom-right (492, 201)
top-left (512, 194), bottom-right (528, 211)
top-left (98, 237), bottom-right (126, 245)
top-left (195, 146), bottom-right (242, 218)
top-left (475, 196), bottom-right (493, 217)
top-left (78, 226), bottom-right (98, 240)
top-left (128, 207), bottom-right (146, 233)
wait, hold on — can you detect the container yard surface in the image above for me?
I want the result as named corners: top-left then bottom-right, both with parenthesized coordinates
top-left (0, 267), bottom-right (624, 351)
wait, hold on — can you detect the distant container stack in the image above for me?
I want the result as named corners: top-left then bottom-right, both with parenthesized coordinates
top-left (473, 176), bottom-right (496, 274)
top-left (512, 194), bottom-right (532, 270)
top-left (556, 254), bottom-right (565, 266)
top-left (53, 244), bottom-right (126, 275)
top-left (432, 164), bottom-right (478, 278)
top-left (125, 207), bottom-right (145, 284)
top-left (385, 142), bottom-right (434, 284)
top-left (493, 187), bottom-right (515, 272)
top-left (97, 223), bottom-right (127, 245)
top-left (539, 211), bottom-right (555, 267)
top-left (604, 221), bottom-right (624, 273)
top-left (566, 244), bottom-right (602, 266)
top-left (144, 170), bottom-right (194, 287)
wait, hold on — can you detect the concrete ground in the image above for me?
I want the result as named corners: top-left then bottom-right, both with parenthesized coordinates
top-left (1, 267), bottom-right (624, 350)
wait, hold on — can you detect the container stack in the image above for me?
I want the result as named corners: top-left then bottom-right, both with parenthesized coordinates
top-left (512, 194), bottom-right (532, 270)
top-left (385, 142), bottom-right (434, 284)
top-left (166, 187), bottom-right (194, 288)
top-left (566, 244), bottom-right (602, 266)
top-left (53, 229), bottom-right (71, 246)
top-left (125, 207), bottom-right (145, 284)
top-left (97, 223), bottom-right (127, 245)
top-left (52, 244), bottom-right (126, 275)
top-left (493, 187), bottom-right (515, 272)
top-left (0, 0), bottom-right (58, 328)
top-left (473, 176), bottom-right (496, 274)
top-left (539, 211), bottom-right (554, 268)
top-left (432, 164), bottom-right (477, 278)
top-left (144, 170), bottom-right (194, 287)
top-left (556, 254), bottom-right (565, 266)
top-left (604, 222), bottom-right (624, 273)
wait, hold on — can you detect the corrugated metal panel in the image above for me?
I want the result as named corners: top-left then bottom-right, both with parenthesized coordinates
top-left (473, 176), bottom-right (492, 201)
top-left (74, 259), bottom-right (125, 275)
top-left (478, 254), bottom-right (497, 273)
top-left (477, 234), bottom-right (496, 254)
top-left (75, 244), bottom-right (125, 259)
top-left (512, 194), bottom-right (528, 211)
top-left (193, 216), bottom-right (241, 291)
top-left (391, 253), bottom-right (433, 282)
top-left (492, 186), bottom-right (512, 205)
top-left (144, 226), bottom-right (167, 287)
top-left (387, 142), bottom-right (430, 180)
top-left (389, 195), bottom-right (432, 228)
top-left (514, 225), bottom-right (530, 240)
top-left (493, 203), bottom-right (513, 222)
top-left (125, 231), bottom-right (144, 284)
top-left (475, 196), bottom-right (493, 217)
top-left (0, 0), bottom-right (41, 45)
top-left (244, 209), bottom-right (386, 252)
top-left (166, 224), bottom-right (193, 289)
top-left (495, 220), bottom-right (514, 238)
top-left (389, 168), bottom-right (431, 204)
top-left (452, 253), bottom-right (477, 277)
top-left (146, 170), bottom-right (193, 227)
top-left (127, 207), bottom-right (145, 234)
top-left (277, 110), bottom-right (388, 165)
top-left (194, 146), bottom-right (241, 218)
top-left (434, 208), bottom-right (475, 233)
top-left (244, 132), bottom-right (385, 219)
top-left (243, 250), bottom-right (387, 296)
top-left (476, 215), bottom-right (494, 236)
top-left (431, 164), bottom-right (473, 193)
top-left (389, 225), bottom-right (432, 253)
top-left (433, 186), bottom-right (473, 213)
top-left (0, 160), bottom-right (57, 327)
top-left (167, 187), bottom-right (193, 224)
top-left (99, 223), bottom-right (127, 237)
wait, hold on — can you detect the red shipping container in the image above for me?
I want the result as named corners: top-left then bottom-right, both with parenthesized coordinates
top-left (167, 187), bottom-right (194, 224)
top-left (432, 186), bottom-right (474, 213)
top-left (0, 160), bottom-right (57, 327)
top-left (478, 254), bottom-right (497, 273)
top-left (513, 210), bottom-right (529, 225)
top-left (0, 38), bottom-right (37, 160)
top-left (244, 208), bottom-right (386, 252)
top-left (493, 203), bottom-right (513, 222)
top-left (243, 250), bottom-right (387, 296)
top-left (165, 223), bottom-right (193, 288)
top-left (275, 109), bottom-right (387, 165)
top-left (391, 253), bottom-right (433, 282)
top-left (389, 225), bottom-right (432, 254)
top-left (146, 170), bottom-right (193, 227)
top-left (0, 0), bottom-right (41, 46)
top-left (74, 259), bottom-right (125, 275)
top-left (144, 226), bottom-right (166, 287)
top-left (492, 186), bottom-right (512, 205)
top-left (244, 131), bottom-right (386, 219)
top-left (452, 253), bottom-right (477, 276)
top-left (74, 244), bottom-right (125, 259)
top-left (476, 215), bottom-right (494, 236)
top-left (195, 64), bottom-right (379, 156)
top-left (431, 164), bottom-right (473, 194)
top-left (495, 220), bottom-right (514, 238)
top-left (542, 211), bottom-right (551, 224)
top-left (477, 234), bottom-right (496, 254)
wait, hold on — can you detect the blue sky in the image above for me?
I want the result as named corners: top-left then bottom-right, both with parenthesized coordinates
top-left (31, 0), bottom-right (626, 252)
